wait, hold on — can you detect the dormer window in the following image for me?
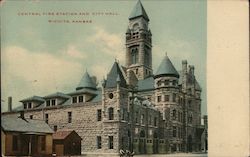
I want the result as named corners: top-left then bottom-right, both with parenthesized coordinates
top-left (24, 103), bottom-right (27, 109)
top-left (46, 100), bottom-right (50, 107)
top-left (79, 96), bottom-right (84, 103)
top-left (72, 96), bottom-right (77, 103)
top-left (28, 102), bottom-right (32, 109)
top-left (51, 99), bottom-right (56, 106)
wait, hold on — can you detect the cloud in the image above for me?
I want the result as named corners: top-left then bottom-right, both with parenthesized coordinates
top-left (87, 27), bottom-right (125, 63)
top-left (65, 45), bottom-right (87, 59)
top-left (1, 46), bottom-right (83, 111)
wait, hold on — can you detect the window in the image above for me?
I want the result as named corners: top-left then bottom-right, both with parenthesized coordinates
top-left (141, 114), bottom-right (145, 125)
top-left (131, 47), bottom-right (138, 64)
top-left (164, 80), bottom-right (169, 86)
top-left (72, 96), bottom-right (77, 103)
top-left (97, 109), bottom-right (102, 121)
top-left (12, 135), bottom-right (18, 151)
top-left (24, 103), bottom-right (27, 109)
top-left (178, 111), bottom-right (180, 122)
top-left (54, 125), bottom-right (57, 132)
top-left (108, 136), bottom-right (114, 149)
top-left (28, 102), bottom-right (32, 108)
top-left (68, 112), bottom-right (72, 123)
top-left (188, 100), bottom-right (192, 108)
top-left (135, 68), bottom-right (138, 74)
top-left (173, 126), bottom-right (177, 137)
top-left (45, 114), bottom-right (48, 123)
top-left (30, 115), bottom-right (33, 119)
top-left (109, 93), bottom-right (114, 99)
top-left (144, 49), bottom-right (150, 66)
top-left (79, 96), bottom-right (84, 102)
top-left (173, 94), bottom-right (176, 102)
top-left (172, 80), bottom-right (176, 86)
top-left (188, 114), bottom-right (193, 123)
top-left (165, 95), bottom-right (169, 102)
top-left (173, 110), bottom-right (176, 120)
top-left (52, 99), bottom-right (56, 106)
top-left (121, 108), bottom-right (124, 120)
top-left (135, 111), bottom-right (139, 123)
top-left (149, 115), bottom-right (152, 125)
top-left (46, 100), bottom-right (50, 107)
top-left (154, 117), bottom-right (157, 126)
top-left (157, 96), bottom-right (161, 102)
top-left (41, 136), bottom-right (46, 151)
top-left (157, 81), bottom-right (161, 86)
top-left (108, 107), bottom-right (114, 120)
top-left (97, 136), bottom-right (102, 149)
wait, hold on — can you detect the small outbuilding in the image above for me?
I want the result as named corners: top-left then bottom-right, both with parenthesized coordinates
top-left (52, 130), bottom-right (82, 156)
top-left (1, 112), bottom-right (54, 156)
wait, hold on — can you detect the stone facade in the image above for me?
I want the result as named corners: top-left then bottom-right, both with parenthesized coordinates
top-left (2, 0), bottom-right (205, 156)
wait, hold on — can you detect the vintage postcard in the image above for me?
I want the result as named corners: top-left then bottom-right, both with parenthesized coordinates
top-left (1, 0), bottom-right (248, 157)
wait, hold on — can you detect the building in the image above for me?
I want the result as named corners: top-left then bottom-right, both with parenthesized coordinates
top-left (1, 112), bottom-right (54, 156)
top-left (2, 0), bottom-right (205, 156)
top-left (52, 130), bottom-right (82, 156)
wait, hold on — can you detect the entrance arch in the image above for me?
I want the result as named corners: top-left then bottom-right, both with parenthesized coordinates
top-left (139, 130), bottom-right (146, 154)
top-left (187, 135), bottom-right (192, 152)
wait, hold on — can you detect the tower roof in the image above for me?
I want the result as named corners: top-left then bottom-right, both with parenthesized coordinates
top-left (129, 0), bottom-right (149, 21)
top-left (105, 61), bottom-right (127, 88)
top-left (154, 55), bottom-right (179, 78)
top-left (76, 71), bottom-right (96, 90)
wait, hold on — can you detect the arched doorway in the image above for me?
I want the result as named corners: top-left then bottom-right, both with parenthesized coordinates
top-left (139, 130), bottom-right (146, 154)
top-left (187, 135), bottom-right (192, 152)
top-left (153, 132), bottom-right (158, 154)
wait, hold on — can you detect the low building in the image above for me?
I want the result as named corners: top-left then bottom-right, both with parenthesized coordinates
top-left (1, 112), bottom-right (54, 156)
top-left (52, 130), bottom-right (82, 156)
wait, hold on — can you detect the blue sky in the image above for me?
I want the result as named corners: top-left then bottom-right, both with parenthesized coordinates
top-left (1, 0), bottom-right (207, 115)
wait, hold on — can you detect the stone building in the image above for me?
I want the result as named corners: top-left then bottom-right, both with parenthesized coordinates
top-left (2, 0), bottom-right (204, 156)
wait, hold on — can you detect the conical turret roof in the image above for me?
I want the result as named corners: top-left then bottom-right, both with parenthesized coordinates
top-left (129, 0), bottom-right (149, 21)
top-left (105, 61), bottom-right (127, 88)
top-left (155, 54), bottom-right (179, 78)
top-left (76, 71), bottom-right (96, 90)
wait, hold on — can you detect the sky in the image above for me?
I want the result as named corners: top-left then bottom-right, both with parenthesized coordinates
top-left (1, 0), bottom-right (207, 115)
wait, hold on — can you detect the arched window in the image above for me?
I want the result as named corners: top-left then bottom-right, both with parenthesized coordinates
top-left (108, 107), bottom-right (114, 120)
top-left (131, 48), bottom-right (138, 64)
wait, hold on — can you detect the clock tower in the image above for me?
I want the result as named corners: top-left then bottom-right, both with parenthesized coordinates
top-left (125, 0), bottom-right (152, 80)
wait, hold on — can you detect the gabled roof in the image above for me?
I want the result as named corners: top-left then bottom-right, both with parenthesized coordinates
top-left (53, 130), bottom-right (81, 140)
top-left (76, 71), bottom-right (96, 90)
top-left (105, 61), bottom-right (127, 88)
top-left (43, 92), bottom-right (70, 99)
top-left (1, 114), bottom-right (53, 134)
top-left (155, 55), bottom-right (179, 78)
top-left (20, 96), bottom-right (45, 103)
top-left (129, 0), bottom-right (149, 21)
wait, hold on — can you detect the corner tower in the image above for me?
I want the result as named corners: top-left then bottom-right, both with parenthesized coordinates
top-left (125, 0), bottom-right (152, 80)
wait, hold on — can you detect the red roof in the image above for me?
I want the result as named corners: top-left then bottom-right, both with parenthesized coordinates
top-left (52, 130), bottom-right (74, 140)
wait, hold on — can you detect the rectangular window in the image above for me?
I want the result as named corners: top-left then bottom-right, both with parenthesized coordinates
top-left (135, 112), bottom-right (139, 123)
top-left (108, 136), bottom-right (114, 149)
top-left (141, 114), bottom-right (145, 125)
top-left (173, 94), bottom-right (176, 102)
top-left (97, 109), bottom-right (102, 121)
top-left (173, 126), bottom-right (177, 137)
top-left (165, 95), bottom-right (169, 102)
top-left (45, 114), bottom-right (48, 123)
top-left (54, 125), bottom-right (57, 132)
top-left (46, 100), bottom-right (50, 107)
top-left (72, 96), bottom-right (77, 103)
top-left (24, 103), bottom-right (27, 109)
top-left (28, 102), bottom-right (32, 108)
top-left (108, 108), bottom-right (114, 120)
top-left (78, 96), bottom-right (84, 102)
top-left (154, 117), bottom-right (157, 126)
top-left (68, 112), bottom-right (72, 123)
top-left (12, 135), bottom-right (18, 151)
top-left (30, 115), bottom-right (33, 119)
top-left (51, 99), bottom-right (56, 106)
top-left (97, 136), bottom-right (102, 149)
top-left (41, 136), bottom-right (46, 151)
top-left (157, 96), bottom-right (161, 102)
top-left (149, 115), bottom-right (152, 125)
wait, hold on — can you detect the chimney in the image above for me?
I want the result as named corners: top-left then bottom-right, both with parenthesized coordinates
top-left (19, 111), bottom-right (25, 119)
top-left (182, 60), bottom-right (187, 73)
top-left (8, 97), bottom-right (12, 112)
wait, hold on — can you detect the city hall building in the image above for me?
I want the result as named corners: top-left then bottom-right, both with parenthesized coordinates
top-left (2, 0), bottom-right (205, 156)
